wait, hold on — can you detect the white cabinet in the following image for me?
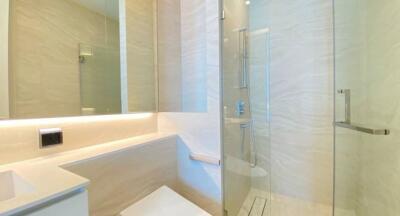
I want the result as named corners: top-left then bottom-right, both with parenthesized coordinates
top-left (24, 190), bottom-right (88, 216)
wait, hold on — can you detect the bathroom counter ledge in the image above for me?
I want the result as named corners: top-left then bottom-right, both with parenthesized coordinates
top-left (0, 132), bottom-right (178, 216)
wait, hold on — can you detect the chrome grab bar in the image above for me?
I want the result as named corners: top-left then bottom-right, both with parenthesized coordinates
top-left (335, 122), bottom-right (390, 135)
top-left (189, 153), bottom-right (221, 166)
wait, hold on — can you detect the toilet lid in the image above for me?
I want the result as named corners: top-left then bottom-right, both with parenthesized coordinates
top-left (120, 186), bottom-right (211, 216)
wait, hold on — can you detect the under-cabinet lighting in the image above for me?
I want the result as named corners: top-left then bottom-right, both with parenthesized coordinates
top-left (0, 113), bottom-right (154, 127)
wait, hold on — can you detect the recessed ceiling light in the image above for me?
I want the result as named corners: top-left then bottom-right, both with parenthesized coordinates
top-left (245, 0), bottom-right (251, 5)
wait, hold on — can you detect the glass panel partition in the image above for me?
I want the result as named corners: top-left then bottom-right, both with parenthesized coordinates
top-left (222, 0), bottom-right (271, 215)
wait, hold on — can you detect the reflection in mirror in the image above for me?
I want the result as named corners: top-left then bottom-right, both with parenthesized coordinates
top-left (79, 43), bottom-right (121, 115)
top-left (8, 0), bottom-right (123, 118)
top-left (125, 0), bottom-right (157, 112)
top-left (0, 0), bottom-right (209, 120)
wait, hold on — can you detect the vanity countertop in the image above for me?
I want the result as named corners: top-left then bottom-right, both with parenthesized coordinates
top-left (0, 132), bottom-right (177, 216)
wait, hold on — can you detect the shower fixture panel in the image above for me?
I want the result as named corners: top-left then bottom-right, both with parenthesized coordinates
top-left (236, 100), bottom-right (246, 116)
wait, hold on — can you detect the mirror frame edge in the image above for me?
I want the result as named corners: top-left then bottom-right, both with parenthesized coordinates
top-left (0, 0), bottom-right (9, 119)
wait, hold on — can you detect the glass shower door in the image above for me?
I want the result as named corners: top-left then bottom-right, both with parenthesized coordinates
top-left (79, 44), bottom-right (121, 115)
top-left (222, 0), bottom-right (271, 215)
top-left (334, 0), bottom-right (400, 215)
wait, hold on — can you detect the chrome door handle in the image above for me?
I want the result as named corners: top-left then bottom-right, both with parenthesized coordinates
top-left (335, 121), bottom-right (390, 135)
top-left (336, 89), bottom-right (390, 135)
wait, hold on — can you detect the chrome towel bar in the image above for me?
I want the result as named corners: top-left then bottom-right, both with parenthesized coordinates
top-left (335, 122), bottom-right (390, 135)
top-left (336, 89), bottom-right (390, 135)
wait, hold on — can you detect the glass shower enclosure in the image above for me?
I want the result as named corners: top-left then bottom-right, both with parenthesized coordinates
top-left (222, 0), bottom-right (271, 215)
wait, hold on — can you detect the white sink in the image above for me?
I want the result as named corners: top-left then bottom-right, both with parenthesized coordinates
top-left (0, 171), bottom-right (34, 202)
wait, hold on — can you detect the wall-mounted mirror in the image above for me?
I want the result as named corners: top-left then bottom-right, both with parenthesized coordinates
top-left (0, 0), bottom-right (208, 120)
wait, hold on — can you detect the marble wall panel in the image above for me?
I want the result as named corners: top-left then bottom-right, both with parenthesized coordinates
top-left (266, 0), bottom-right (334, 209)
top-left (357, 1), bottom-right (400, 215)
top-left (248, 0), bottom-right (271, 195)
top-left (157, 0), bottom-right (209, 112)
top-left (333, 0), bottom-right (366, 213)
top-left (157, 0), bottom-right (183, 112)
top-left (333, 1), bottom-right (400, 216)
top-left (126, 0), bottom-right (157, 112)
top-left (180, 0), bottom-right (208, 111)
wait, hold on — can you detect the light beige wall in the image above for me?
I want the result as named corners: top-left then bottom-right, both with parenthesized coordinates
top-left (266, 0), bottom-right (334, 209)
top-left (157, 0), bottom-right (182, 112)
top-left (157, 0), bottom-right (209, 112)
top-left (0, 114), bottom-right (157, 165)
top-left (0, 0), bottom-right (9, 119)
top-left (334, 1), bottom-right (400, 216)
top-left (180, 0), bottom-right (207, 111)
top-left (248, 0), bottom-right (270, 195)
top-left (9, 0), bottom-right (119, 119)
top-left (126, 0), bottom-right (157, 112)
top-left (65, 137), bottom-right (177, 216)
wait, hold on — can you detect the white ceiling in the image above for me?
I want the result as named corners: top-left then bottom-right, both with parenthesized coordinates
top-left (69, 0), bottom-right (119, 20)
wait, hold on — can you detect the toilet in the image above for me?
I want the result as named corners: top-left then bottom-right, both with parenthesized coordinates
top-left (120, 186), bottom-right (211, 216)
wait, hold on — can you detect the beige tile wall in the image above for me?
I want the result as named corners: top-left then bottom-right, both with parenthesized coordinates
top-left (335, 1), bottom-right (400, 216)
top-left (334, 0), bottom-right (366, 212)
top-left (157, 0), bottom-right (209, 112)
top-left (126, 0), bottom-right (157, 112)
top-left (64, 137), bottom-right (177, 216)
top-left (64, 134), bottom-right (221, 216)
top-left (358, 1), bottom-right (400, 215)
top-left (157, 0), bottom-right (183, 112)
top-left (265, 0), bottom-right (334, 211)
